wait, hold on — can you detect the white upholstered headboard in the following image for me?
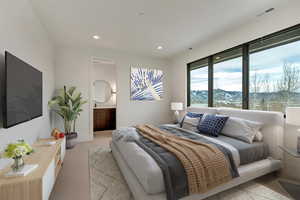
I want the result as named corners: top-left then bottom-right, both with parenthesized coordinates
top-left (186, 107), bottom-right (284, 160)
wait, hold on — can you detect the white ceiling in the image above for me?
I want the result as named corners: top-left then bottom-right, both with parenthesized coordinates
top-left (30, 0), bottom-right (289, 58)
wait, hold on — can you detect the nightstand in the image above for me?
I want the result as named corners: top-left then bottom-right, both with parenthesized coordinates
top-left (279, 146), bottom-right (300, 158)
top-left (279, 145), bottom-right (300, 199)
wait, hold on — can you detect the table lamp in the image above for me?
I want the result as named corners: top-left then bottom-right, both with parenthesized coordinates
top-left (171, 102), bottom-right (183, 123)
top-left (286, 107), bottom-right (300, 153)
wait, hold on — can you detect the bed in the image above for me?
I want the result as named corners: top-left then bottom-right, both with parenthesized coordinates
top-left (111, 107), bottom-right (284, 200)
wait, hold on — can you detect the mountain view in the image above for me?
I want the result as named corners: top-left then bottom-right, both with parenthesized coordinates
top-left (191, 89), bottom-right (300, 111)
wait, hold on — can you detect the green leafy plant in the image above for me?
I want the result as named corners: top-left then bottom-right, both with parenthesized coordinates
top-left (48, 86), bottom-right (87, 134)
top-left (3, 140), bottom-right (34, 159)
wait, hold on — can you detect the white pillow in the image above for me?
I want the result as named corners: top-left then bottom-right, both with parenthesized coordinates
top-left (222, 117), bottom-right (263, 144)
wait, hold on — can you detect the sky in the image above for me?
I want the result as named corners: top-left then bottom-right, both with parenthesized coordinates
top-left (191, 40), bottom-right (300, 92)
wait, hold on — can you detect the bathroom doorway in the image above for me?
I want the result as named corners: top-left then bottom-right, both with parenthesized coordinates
top-left (90, 58), bottom-right (117, 139)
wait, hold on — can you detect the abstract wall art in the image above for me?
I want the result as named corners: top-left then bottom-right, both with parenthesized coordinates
top-left (130, 67), bottom-right (163, 101)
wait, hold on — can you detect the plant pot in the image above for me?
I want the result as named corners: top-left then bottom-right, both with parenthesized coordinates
top-left (65, 132), bottom-right (78, 149)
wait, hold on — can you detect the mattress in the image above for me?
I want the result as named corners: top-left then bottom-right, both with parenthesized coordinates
top-left (217, 135), bottom-right (269, 165)
top-left (112, 127), bottom-right (270, 195)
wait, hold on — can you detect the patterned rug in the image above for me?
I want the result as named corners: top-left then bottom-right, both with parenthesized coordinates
top-left (89, 147), bottom-right (133, 200)
top-left (89, 147), bottom-right (292, 200)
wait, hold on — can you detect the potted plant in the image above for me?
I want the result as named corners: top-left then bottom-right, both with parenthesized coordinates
top-left (2, 140), bottom-right (34, 172)
top-left (48, 86), bottom-right (87, 149)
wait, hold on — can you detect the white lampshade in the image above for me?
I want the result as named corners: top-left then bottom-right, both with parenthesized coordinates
top-left (286, 107), bottom-right (300, 125)
top-left (171, 102), bottom-right (183, 111)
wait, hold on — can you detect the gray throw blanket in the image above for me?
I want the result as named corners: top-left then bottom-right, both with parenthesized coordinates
top-left (135, 125), bottom-right (239, 200)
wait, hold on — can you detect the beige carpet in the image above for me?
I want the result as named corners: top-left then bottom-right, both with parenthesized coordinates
top-left (89, 147), bottom-right (293, 200)
top-left (50, 132), bottom-right (113, 200)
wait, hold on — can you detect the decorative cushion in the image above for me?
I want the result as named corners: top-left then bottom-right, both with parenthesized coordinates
top-left (254, 131), bottom-right (264, 142)
top-left (181, 112), bottom-right (204, 132)
top-left (197, 114), bottom-right (229, 137)
top-left (222, 117), bottom-right (263, 143)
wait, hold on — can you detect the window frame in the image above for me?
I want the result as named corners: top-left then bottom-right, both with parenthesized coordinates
top-left (187, 23), bottom-right (300, 110)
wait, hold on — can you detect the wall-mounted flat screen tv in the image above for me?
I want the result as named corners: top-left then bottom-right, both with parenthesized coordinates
top-left (3, 51), bottom-right (43, 128)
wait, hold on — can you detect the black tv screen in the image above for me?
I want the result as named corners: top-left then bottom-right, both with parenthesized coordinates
top-left (3, 51), bottom-right (43, 128)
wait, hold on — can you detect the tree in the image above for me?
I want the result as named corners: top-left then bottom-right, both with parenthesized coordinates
top-left (276, 62), bottom-right (300, 107)
top-left (250, 70), bottom-right (264, 108)
top-left (250, 70), bottom-right (260, 94)
top-left (261, 74), bottom-right (272, 110)
top-left (261, 74), bottom-right (271, 93)
top-left (251, 71), bottom-right (276, 110)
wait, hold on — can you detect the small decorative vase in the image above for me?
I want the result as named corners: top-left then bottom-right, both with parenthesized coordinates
top-left (12, 157), bottom-right (25, 172)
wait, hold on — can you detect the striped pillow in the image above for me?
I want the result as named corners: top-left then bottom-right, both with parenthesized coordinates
top-left (181, 112), bottom-right (204, 132)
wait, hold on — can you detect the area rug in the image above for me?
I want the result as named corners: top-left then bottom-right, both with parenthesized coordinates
top-left (89, 147), bottom-right (292, 200)
top-left (89, 147), bottom-right (133, 200)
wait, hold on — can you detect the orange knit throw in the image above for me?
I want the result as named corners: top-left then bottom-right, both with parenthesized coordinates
top-left (136, 124), bottom-right (232, 194)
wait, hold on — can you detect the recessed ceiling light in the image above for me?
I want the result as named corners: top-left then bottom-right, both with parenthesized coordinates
top-left (215, 56), bottom-right (221, 60)
top-left (93, 35), bottom-right (100, 40)
top-left (157, 46), bottom-right (163, 50)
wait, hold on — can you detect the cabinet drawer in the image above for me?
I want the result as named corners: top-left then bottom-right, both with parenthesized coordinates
top-left (42, 159), bottom-right (55, 200)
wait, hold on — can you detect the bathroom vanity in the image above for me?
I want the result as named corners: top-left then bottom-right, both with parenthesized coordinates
top-left (93, 107), bottom-right (116, 131)
top-left (93, 79), bottom-right (117, 132)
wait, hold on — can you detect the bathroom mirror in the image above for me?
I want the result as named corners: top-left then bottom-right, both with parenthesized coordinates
top-left (94, 80), bottom-right (112, 103)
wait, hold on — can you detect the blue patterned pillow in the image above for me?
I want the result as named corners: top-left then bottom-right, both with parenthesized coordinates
top-left (186, 112), bottom-right (203, 118)
top-left (197, 114), bottom-right (229, 137)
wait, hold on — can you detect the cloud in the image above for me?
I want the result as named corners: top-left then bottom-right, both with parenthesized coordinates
top-left (214, 57), bottom-right (242, 73)
top-left (214, 72), bottom-right (242, 79)
top-left (191, 82), bottom-right (208, 90)
top-left (250, 40), bottom-right (300, 70)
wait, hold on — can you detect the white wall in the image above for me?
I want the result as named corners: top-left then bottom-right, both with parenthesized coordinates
top-left (0, 0), bottom-right (55, 150)
top-left (54, 47), bottom-right (172, 142)
top-left (170, 2), bottom-right (300, 106)
top-left (93, 63), bottom-right (117, 107)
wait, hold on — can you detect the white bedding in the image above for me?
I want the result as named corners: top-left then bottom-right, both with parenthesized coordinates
top-left (112, 125), bottom-right (241, 194)
top-left (112, 142), bottom-right (282, 200)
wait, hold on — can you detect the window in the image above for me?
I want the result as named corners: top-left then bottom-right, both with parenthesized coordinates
top-left (188, 58), bottom-right (209, 107)
top-left (187, 24), bottom-right (300, 113)
top-left (213, 48), bottom-right (243, 108)
top-left (190, 67), bottom-right (209, 107)
top-left (249, 40), bottom-right (300, 112)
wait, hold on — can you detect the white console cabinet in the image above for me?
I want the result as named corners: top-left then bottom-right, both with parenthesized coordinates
top-left (0, 137), bottom-right (66, 200)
